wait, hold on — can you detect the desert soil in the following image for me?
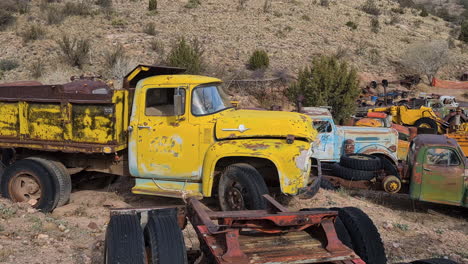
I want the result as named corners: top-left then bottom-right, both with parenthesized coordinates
top-left (0, 177), bottom-right (467, 264)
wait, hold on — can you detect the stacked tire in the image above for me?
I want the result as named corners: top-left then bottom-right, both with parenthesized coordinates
top-left (332, 154), bottom-right (381, 181)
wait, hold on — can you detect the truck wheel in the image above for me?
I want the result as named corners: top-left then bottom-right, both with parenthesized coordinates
top-left (331, 163), bottom-right (376, 181)
top-left (332, 207), bottom-right (387, 264)
top-left (27, 158), bottom-right (71, 208)
top-left (321, 178), bottom-right (338, 190)
top-left (410, 258), bottom-right (458, 264)
top-left (340, 154), bottom-right (381, 171)
top-left (104, 214), bottom-right (145, 264)
top-left (382, 175), bottom-right (401, 193)
top-left (300, 208), bottom-right (353, 249)
top-left (414, 117), bottom-right (438, 130)
top-left (0, 159), bottom-right (57, 212)
top-left (380, 157), bottom-right (399, 178)
top-left (218, 163), bottom-right (269, 211)
top-left (145, 208), bottom-right (187, 264)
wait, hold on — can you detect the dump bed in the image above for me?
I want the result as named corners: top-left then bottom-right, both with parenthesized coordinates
top-left (0, 80), bottom-right (129, 153)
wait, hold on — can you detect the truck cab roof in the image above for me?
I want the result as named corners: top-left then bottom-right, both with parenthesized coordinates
top-left (413, 134), bottom-right (459, 148)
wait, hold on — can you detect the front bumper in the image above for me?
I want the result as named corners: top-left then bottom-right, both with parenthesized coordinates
top-left (297, 159), bottom-right (323, 199)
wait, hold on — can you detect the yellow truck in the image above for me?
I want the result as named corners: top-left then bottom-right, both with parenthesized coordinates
top-left (0, 65), bottom-right (319, 212)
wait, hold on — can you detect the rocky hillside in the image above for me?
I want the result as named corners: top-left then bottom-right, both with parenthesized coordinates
top-left (0, 0), bottom-right (467, 88)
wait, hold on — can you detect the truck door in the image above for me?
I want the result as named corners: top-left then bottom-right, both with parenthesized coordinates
top-left (420, 147), bottom-right (464, 205)
top-left (312, 119), bottom-right (335, 161)
top-left (132, 86), bottom-right (200, 180)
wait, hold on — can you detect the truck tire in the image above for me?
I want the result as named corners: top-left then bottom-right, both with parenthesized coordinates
top-left (321, 178), bottom-right (338, 190)
top-left (380, 157), bottom-right (399, 178)
top-left (300, 208), bottom-right (353, 249)
top-left (27, 158), bottom-right (71, 208)
top-left (331, 163), bottom-right (376, 181)
top-left (104, 214), bottom-right (145, 264)
top-left (145, 208), bottom-right (187, 264)
top-left (340, 154), bottom-right (381, 171)
top-left (332, 207), bottom-right (387, 264)
top-left (414, 117), bottom-right (438, 131)
top-left (0, 159), bottom-right (57, 212)
top-left (218, 163), bottom-right (269, 211)
top-left (411, 259), bottom-right (458, 264)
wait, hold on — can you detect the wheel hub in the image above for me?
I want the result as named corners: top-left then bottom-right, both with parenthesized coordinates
top-left (226, 187), bottom-right (245, 210)
top-left (387, 182), bottom-right (398, 192)
top-left (8, 173), bottom-right (42, 204)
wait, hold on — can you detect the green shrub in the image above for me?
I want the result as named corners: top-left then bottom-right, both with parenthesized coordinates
top-left (56, 35), bottom-right (90, 68)
top-left (460, 21), bottom-right (468, 43)
top-left (166, 38), bottom-right (204, 74)
top-left (362, 0), bottom-right (380, 16)
top-left (20, 24), bottom-right (46, 42)
top-left (285, 56), bottom-right (359, 124)
top-left (248, 50), bottom-right (269, 70)
top-left (370, 17), bottom-right (380, 33)
top-left (420, 6), bottom-right (429, 17)
top-left (185, 0), bottom-right (201, 8)
top-left (0, 59), bottom-right (19, 71)
top-left (345, 21), bottom-right (358, 30)
top-left (148, 0), bottom-right (157, 11)
top-left (143, 22), bottom-right (156, 35)
top-left (0, 10), bottom-right (16, 31)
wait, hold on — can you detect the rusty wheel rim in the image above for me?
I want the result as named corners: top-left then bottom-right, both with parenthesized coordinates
top-left (418, 123), bottom-right (431, 128)
top-left (8, 171), bottom-right (42, 206)
top-left (226, 185), bottom-right (245, 210)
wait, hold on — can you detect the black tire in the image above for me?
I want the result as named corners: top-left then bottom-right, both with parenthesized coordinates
top-left (380, 157), bottom-right (399, 178)
top-left (411, 258), bottom-right (458, 264)
top-left (414, 117), bottom-right (438, 131)
top-left (145, 208), bottom-right (187, 264)
top-left (332, 207), bottom-right (387, 264)
top-left (0, 159), bottom-right (57, 212)
top-left (320, 178), bottom-right (338, 190)
top-left (331, 163), bottom-right (376, 181)
top-left (218, 163), bottom-right (269, 211)
top-left (300, 208), bottom-right (352, 249)
top-left (104, 214), bottom-right (145, 264)
top-left (340, 154), bottom-right (381, 171)
top-left (27, 158), bottom-right (71, 208)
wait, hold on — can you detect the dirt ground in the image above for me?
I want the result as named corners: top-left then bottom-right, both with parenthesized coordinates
top-left (0, 176), bottom-right (467, 264)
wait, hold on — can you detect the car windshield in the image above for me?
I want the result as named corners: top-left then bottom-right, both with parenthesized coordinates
top-left (192, 85), bottom-right (232, 116)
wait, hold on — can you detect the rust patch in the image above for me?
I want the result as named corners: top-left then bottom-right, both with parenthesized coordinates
top-left (242, 143), bottom-right (270, 150)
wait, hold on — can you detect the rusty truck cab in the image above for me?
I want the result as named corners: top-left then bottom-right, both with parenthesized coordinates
top-left (406, 134), bottom-right (467, 207)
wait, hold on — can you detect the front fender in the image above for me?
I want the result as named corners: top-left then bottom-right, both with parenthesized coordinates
top-left (201, 139), bottom-right (312, 196)
top-left (356, 145), bottom-right (398, 165)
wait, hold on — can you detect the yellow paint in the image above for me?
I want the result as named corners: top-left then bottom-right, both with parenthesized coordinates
top-left (129, 73), bottom-right (316, 198)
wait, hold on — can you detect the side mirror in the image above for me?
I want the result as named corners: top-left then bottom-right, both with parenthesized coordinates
top-left (174, 94), bottom-right (183, 116)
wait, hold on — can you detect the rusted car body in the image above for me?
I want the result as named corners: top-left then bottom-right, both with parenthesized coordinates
top-left (302, 107), bottom-right (399, 167)
top-left (404, 134), bottom-right (467, 207)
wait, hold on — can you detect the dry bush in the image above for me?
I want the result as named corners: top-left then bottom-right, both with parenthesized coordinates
top-left (185, 0), bottom-right (201, 8)
top-left (0, 59), bottom-right (19, 71)
top-left (0, 10), bottom-right (16, 31)
top-left (45, 5), bottom-right (66, 25)
top-left (56, 35), bottom-right (91, 69)
top-left (143, 22), bottom-right (156, 35)
top-left (320, 0), bottom-right (329, 7)
top-left (20, 24), bottom-right (47, 43)
top-left (238, 0), bottom-right (248, 10)
top-left (62, 2), bottom-right (93, 17)
top-left (370, 17), bottom-right (380, 33)
top-left (96, 0), bottom-right (112, 8)
top-left (30, 60), bottom-right (45, 79)
top-left (401, 40), bottom-right (450, 83)
top-left (263, 0), bottom-right (271, 13)
top-left (104, 45), bottom-right (134, 79)
top-left (149, 39), bottom-right (165, 55)
top-left (0, 0), bottom-right (30, 14)
top-left (362, 0), bottom-right (380, 16)
top-left (148, 0), bottom-right (157, 11)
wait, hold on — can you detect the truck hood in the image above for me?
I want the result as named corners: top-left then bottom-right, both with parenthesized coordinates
top-left (215, 110), bottom-right (316, 141)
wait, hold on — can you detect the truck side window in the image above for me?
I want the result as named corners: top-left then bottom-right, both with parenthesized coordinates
top-left (425, 148), bottom-right (460, 166)
top-left (312, 121), bottom-right (332, 133)
top-left (145, 88), bottom-right (185, 116)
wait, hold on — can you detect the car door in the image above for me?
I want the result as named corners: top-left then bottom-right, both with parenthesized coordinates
top-left (311, 119), bottom-right (335, 161)
top-left (420, 147), bottom-right (464, 205)
top-left (133, 86), bottom-right (200, 181)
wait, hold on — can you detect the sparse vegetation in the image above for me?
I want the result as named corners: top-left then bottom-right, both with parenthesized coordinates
top-left (263, 0), bottom-right (271, 13)
top-left (401, 40), bottom-right (450, 83)
top-left (105, 44), bottom-right (133, 79)
top-left (460, 21), bottom-right (468, 43)
top-left (166, 38), bottom-right (204, 74)
top-left (370, 17), bottom-right (380, 33)
top-left (185, 0), bottom-right (201, 9)
top-left (393, 223), bottom-right (409, 231)
top-left (0, 59), bottom-right (19, 72)
top-left (56, 35), bottom-right (91, 69)
top-left (149, 39), bottom-right (165, 55)
top-left (111, 18), bottom-right (127, 27)
top-left (20, 24), bottom-right (46, 43)
top-left (62, 1), bottom-right (93, 17)
top-left (420, 6), bottom-right (429, 17)
top-left (0, 10), bottom-right (16, 31)
top-left (148, 0), bottom-right (157, 11)
top-left (96, 0), bottom-right (113, 8)
top-left (320, 0), bottom-right (329, 7)
top-left (45, 4), bottom-right (65, 25)
top-left (143, 22), bottom-right (157, 35)
top-left (0, 0), bottom-right (30, 14)
top-left (390, 7), bottom-right (404, 14)
top-left (362, 0), bottom-right (380, 16)
top-left (285, 56), bottom-right (360, 124)
top-left (248, 50), bottom-right (269, 70)
top-left (30, 60), bottom-right (45, 79)
top-left (238, 0), bottom-right (248, 10)
top-left (301, 14), bottom-right (311, 21)
top-left (345, 21), bottom-right (358, 30)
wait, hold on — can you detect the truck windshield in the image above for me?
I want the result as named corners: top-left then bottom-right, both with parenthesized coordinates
top-left (192, 85), bottom-right (232, 116)
top-left (313, 120), bottom-right (332, 133)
